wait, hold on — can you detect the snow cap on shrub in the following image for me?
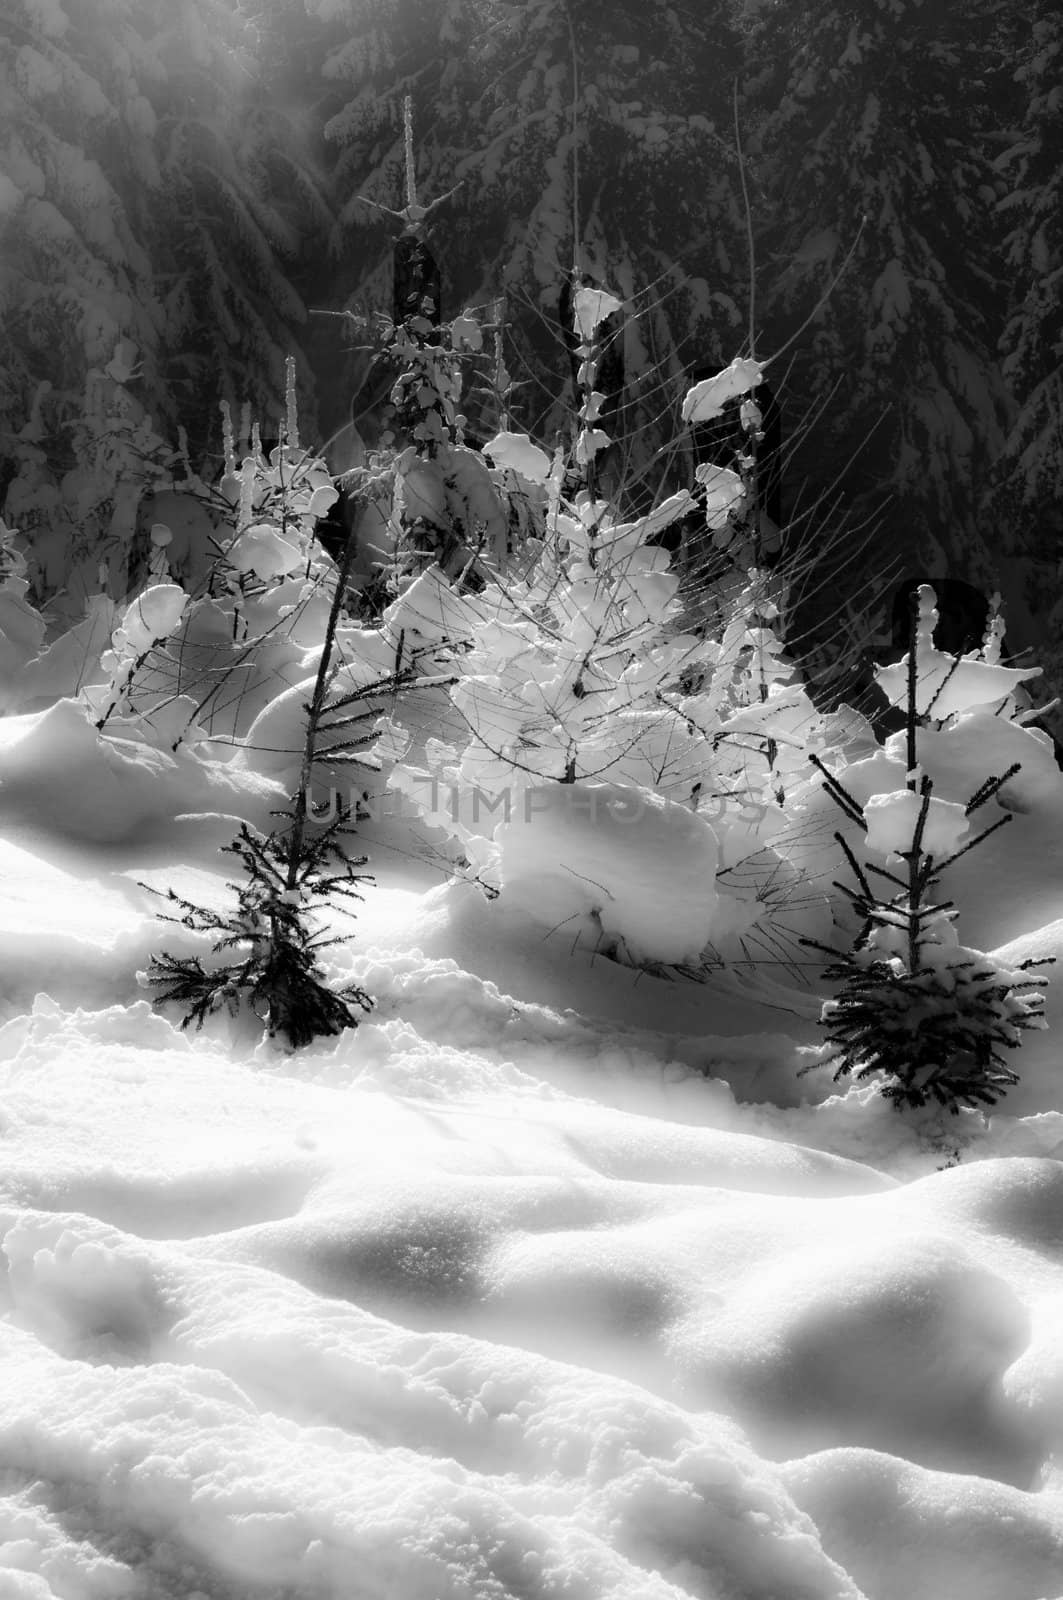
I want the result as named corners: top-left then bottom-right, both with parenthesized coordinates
top-left (497, 780), bottom-right (722, 966)
top-left (682, 358), bottom-right (765, 423)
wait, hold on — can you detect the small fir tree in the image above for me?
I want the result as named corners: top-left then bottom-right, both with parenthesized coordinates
top-left (142, 451), bottom-right (382, 1048)
top-left (143, 808), bottom-right (373, 1049)
top-left (802, 585), bottom-right (1053, 1111)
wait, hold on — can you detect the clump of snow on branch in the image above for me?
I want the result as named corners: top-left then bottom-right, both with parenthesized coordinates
top-left (226, 523), bottom-right (306, 581)
top-left (113, 583), bottom-right (188, 657)
top-left (681, 358), bottom-right (765, 423)
top-left (572, 285), bottom-right (623, 340)
top-left (481, 431), bottom-right (553, 486)
top-left (696, 464), bottom-right (746, 532)
top-left (875, 585), bottom-right (1043, 719)
top-left (863, 789), bottom-right (969, 861)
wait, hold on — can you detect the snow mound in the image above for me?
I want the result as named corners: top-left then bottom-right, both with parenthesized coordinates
top-left (782, 1447), bottom-right (1063, 1600)
top-left (497, 781), bottom-right (722, 965)
top-left (238, 671), bottom-right (384, 788)
top-left (0, 699), bottom-right (283, 843)
top-left (681, 1228), bottom-right (1030, 1473)
top-left (16, 593), bottom-right (115, 708)
top-left (0, 1257), bottom-right (864, 1600)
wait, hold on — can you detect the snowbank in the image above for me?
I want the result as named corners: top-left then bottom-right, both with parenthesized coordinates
top-left (0, 698), bottom-right (283, 843)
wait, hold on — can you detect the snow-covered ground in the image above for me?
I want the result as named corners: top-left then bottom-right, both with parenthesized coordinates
top-left (1, 701), bottom-right (1063, 1600)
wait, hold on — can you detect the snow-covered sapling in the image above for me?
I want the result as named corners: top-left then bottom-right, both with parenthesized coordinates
top-left (142, 809), bottom-right (373, 1049)
top-left (802, 585), bottom-right (1053, 1112)
top-left (143, 471), bottom-right (377, 1048)
top-left (569, 277), bottom-right (623, 515)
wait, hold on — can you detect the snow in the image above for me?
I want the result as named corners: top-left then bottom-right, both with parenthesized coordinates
top-left (863, 788), bottom-right (969, 859)
top-left (695, 463), bottom-right (745, 529)
top-left (112, 582), bottom-right (188, 655)
top-left (481, 431), bottom-right (553, 485)
top-left (496, 780), bottom-right (725, 965)
top-left (681, 358), bottom-right (765, 423)
top-left (226, 523), bottom-right (306, 581)
top-left (0, 686), bottom-right (1062, 1599)
top-left (0, 173), bottom-right (21, 215)
top-left (874, 586), bottom-right (1043, 721)
top-left (572, 285), bottom-right (623, 340)
top-left (875, 650), bottom-right (1043, 721)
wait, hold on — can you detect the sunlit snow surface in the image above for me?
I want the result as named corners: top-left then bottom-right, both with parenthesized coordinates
top-left (0, 738), bottom-right (1062, 1596)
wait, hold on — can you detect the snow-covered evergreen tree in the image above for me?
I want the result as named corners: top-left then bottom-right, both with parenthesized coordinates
top-left (741, 0), bottom-right (1012, 644)
top-left (0, 0), bottom-right (334, 610)
top-left (308, 0), bottom-right (746, 494)
top-left (136, 0), bottom-right (334, 460)
top-left (990, 4), bottom-right (1063, 732)
top-left (995, 5), bottom-right (1062, 514)
top-left (0, 0), bottom-right (168, 451)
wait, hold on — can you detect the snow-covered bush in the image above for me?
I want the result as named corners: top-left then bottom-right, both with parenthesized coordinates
top-left (5, 348), bottom-right (188, 624)
top-left (81, 377), bottom-right (358, 753)
top-left (336, 304), bottom-right (516, 612)
top-left (0, 359), bottom-right (365, 749)
top-left (372, 332), bottom-right (840, 970)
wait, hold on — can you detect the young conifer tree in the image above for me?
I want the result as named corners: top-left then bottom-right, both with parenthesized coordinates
top-left (801, 585), bottom-right (1053, 1112)
top-left (311, 0), bottom-right (746, 490)
top-left (140, 401), bottom-right (388, 1049)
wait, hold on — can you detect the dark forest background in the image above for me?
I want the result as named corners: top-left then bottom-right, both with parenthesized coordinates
top-left (0, 0), bottom-right (1059, 708)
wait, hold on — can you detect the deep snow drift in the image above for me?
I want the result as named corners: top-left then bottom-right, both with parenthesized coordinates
top-left (0, 693), bottom-right (1062, 1600)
